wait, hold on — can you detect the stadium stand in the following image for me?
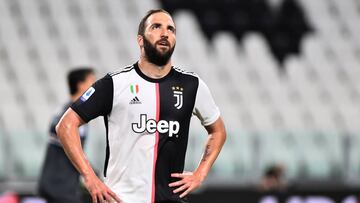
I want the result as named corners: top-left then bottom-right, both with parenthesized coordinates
top-left (0, 131), bottom-right (5, 180)
top-left (0, 0), bottom-right (360, 196)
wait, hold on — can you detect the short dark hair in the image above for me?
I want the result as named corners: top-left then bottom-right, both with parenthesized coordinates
top-left (265, 165), bottom-right (283, 178)
top-left (138, 9), bottom-right (171, 36)
top-left (67, 67), bottom-right (94, 95)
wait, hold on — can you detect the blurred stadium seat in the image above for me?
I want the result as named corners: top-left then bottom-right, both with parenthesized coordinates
top-left (0, 131), bottom-right (5, 180)
top-left (348, 133), bottom-right (360, 180)
top-left (258, 131), bottom-right (301, 179)
top-left (8, 131), bottom-right (46, 179)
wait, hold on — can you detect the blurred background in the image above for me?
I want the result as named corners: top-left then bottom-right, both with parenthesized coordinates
top-left (0, 0), bottom-right (360, 202)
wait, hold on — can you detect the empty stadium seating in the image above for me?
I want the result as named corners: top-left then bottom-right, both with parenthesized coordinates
top-left (0, 131), bottom-right (5, 180)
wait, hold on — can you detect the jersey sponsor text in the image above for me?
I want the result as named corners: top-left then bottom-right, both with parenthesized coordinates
top-left (132, 114), bottom-right (180, 137)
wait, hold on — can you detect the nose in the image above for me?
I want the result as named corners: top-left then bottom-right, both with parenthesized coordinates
top-left (160, 28), bottom-right (169, 38)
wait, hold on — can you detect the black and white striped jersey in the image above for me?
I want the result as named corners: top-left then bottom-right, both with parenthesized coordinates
top-left (71, 62), bottom-right (220, 203)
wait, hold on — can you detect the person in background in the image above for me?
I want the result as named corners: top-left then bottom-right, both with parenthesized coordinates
top-left (38, 68), bottom-right (96, 203)
top-left (259, 164), bottom-right (287, 192)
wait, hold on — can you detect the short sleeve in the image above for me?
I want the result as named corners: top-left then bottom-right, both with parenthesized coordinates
top-left (193, 77), bottom-right (220, 126)
top-left (70, 74), bottom-right (114, 123)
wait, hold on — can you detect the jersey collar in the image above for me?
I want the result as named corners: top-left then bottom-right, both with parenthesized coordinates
top-left (134, 62), bottom-right (174, 83)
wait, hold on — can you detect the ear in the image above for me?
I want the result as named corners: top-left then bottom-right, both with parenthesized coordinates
top-left (137, 35), bottom-right (144, 48)
top-left (76, 82), bottom-right (84, 95)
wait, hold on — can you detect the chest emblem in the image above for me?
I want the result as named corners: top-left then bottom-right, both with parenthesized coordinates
top-left (172, 86), bottom-right (183, 109)
top-left (129, 84), bottom-right (141, 104)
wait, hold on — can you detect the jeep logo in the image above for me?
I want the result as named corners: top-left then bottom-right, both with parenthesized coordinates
top-left (132, 114), bottom-right (180, 137)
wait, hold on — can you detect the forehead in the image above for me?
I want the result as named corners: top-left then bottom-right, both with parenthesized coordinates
top-left (145, 12), bottom-right (175, 28)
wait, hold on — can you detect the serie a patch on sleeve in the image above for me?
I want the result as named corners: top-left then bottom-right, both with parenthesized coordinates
top-left (80, 87), bottom-right (95, 102)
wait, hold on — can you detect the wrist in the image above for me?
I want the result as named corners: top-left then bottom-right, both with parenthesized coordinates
top-left (194, 169), bottom-right (208, 183)
top-left (81, 166), bottom-right (97, 180)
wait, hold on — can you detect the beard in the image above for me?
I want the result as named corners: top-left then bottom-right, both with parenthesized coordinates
top-left (143, 36), bottom-right (175, 66)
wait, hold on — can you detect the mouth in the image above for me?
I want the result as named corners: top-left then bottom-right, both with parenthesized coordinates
top-left (156, 40), bottom-right (170, 48)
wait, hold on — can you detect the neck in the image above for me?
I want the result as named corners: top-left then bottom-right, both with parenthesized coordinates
top-left (138, 55), bottom-right (172, 79)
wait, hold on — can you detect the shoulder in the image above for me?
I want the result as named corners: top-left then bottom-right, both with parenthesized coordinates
top-left (108, 64), bottom-right (136, 78)
top-left (172, 66), bottom-right (199, 79)
top-left (172, 66), bottom-right (212, 87)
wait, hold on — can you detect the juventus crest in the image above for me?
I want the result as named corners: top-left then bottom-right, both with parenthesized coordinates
top-left (172, 86), bottom-right (183, 109)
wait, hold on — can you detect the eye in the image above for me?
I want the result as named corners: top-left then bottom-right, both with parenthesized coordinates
top-left (152, 24), bottom-right (161, 29)
top-left (168, 26), bottom-right (176, 33)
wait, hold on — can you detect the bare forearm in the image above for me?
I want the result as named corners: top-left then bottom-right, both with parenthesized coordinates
top-left (56, 109), bottom-right (121, 202)
top-left (195, 124), bottom-right (226, 180)
top-left (56, 117), bottom-right (95, 178)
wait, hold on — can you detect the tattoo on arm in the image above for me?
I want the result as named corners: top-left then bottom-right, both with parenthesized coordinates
top-left (201, 137), bottom-right (214, 162)
top-left (201, 144), bottom-right (211, 162)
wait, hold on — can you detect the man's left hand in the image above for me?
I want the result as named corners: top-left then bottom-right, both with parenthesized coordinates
top-left (168, 171), bottom-right (203, 198)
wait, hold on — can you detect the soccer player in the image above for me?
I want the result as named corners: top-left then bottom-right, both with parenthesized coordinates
top-left (56, 9), bottom-right (226, 203)
top-left (38, 68), bottom-right (96, 203)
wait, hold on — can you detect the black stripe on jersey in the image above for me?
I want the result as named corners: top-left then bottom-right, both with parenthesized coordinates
top-left (155, 70), bottom-right (199, 202)
top-left (103, 115), bottom-right (110, 177)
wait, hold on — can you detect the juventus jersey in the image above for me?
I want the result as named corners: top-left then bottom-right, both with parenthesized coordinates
top-left (71, 62), bottom-right (220, 203)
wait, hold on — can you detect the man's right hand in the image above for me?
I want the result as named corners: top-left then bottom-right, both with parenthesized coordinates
top-left (84, 173), bottom-right (121, 203)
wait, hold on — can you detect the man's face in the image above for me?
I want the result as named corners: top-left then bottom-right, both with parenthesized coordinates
top-left (141, 12), bottom-right (176, 66)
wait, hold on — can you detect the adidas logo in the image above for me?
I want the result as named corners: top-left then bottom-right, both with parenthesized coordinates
top-left (129, 96), bottom-right (141, 104)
